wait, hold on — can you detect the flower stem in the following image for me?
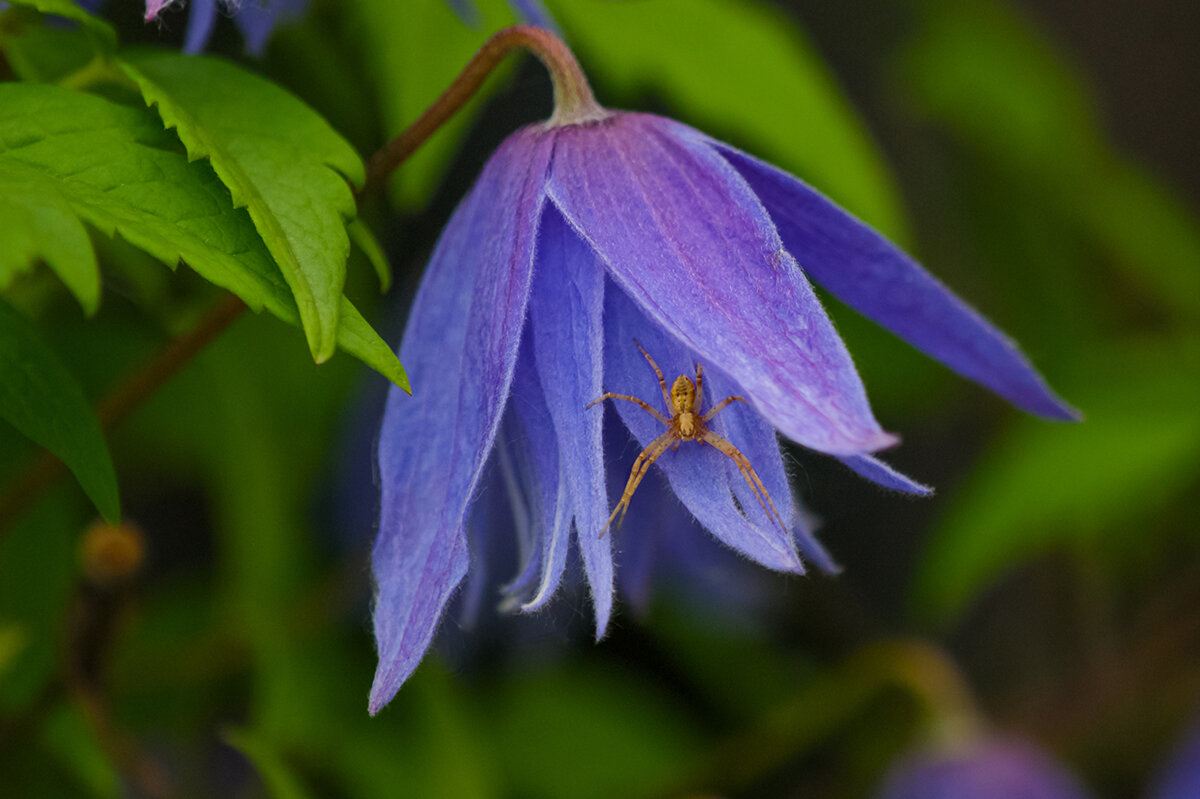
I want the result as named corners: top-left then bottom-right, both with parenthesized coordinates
top-left (360, 25), bottom-right (605, 200)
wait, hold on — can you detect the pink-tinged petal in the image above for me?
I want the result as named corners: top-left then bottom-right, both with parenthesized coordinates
top-left (548, 113), bottom-right (896, 456)
top-left (838, 454), bottom-right (934, 496)
top-left (603, 286), bottom-right (803, 573)
top-left (144, 0), bottom-right (171, 21)
top-left (370, 128), bottom-right (554, 714)
top-left (527, 207), bottom-right (612, 635)
top-left (713, 141), bottom-right (1080, 422)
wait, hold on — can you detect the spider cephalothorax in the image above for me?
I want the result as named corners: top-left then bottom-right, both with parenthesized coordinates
top-left (586, 341), bottom-right (787, 538)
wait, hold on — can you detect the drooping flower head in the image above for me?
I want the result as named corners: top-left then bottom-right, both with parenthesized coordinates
top-left (369, 27), bottom-right (1076, 713)
top-left (875, 738), bottom-right (1095, 799)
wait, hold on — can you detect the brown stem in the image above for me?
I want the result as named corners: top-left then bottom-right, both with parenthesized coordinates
top-left (0, 295), bottom-right (246, 536)
top-left (360, 24), bottom-right (605, 200)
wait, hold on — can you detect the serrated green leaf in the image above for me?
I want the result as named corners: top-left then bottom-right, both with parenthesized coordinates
top-left (548, 0), bottom-right (909, 241)
top-left (224, 728), bottom-right (314, 799)
top-left (347, 217), bottom-right (390, 292)
top-left (0, 299), bottom-right (119, 522)
top-left (0, 83), bottom-right (407, 389)
top-left (119, 52), bottom-right (364, 364)
top-left (346, 0), bottom-right (519, 209)
top-left (0, 162), bottom-right (100, 314)
top-left (911, 340), bottom-right (1200, 625)
top-left (3, 0), bottom-right (117, 51)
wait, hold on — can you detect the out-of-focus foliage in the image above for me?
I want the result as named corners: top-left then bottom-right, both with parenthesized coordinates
top-left (0, 0), bottom-right (1197, 796)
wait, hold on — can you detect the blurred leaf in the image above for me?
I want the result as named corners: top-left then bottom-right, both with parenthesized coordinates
top-left (487, 660), bottom-right (702, 799)
top-left (0, 23), bottom-right (96, 83)
top-left (120, 52), bottom-right (365, 364)
top-left (899, 0), bottom-right (1200, 322)
top-left (2, 0), bottom-right (117, 51)
top-left (40, 703), bottom-right (120, 799)
top-left (912, 339), bottom-right (1200, 624)
top-left (0, 163), bottom-right (100, 314)
top-left (345, 0), bottom-right (519, 209)
top-left (348, 218), bottom-right (391, 293)
top-left (1080, 159), bottom-right (1200, 321)
top-left (549, 0), bottom-right (909, 241)
top-left (0, 82), bottom-right (407, 388)
top-left (224, 727), bottom-right (315, 799)
top-left (0, 624), bottom-right (27, 677)
top-left (0, 489), bottom-right (78, 710)
top-left (0, 299), bottom-right (119, 521)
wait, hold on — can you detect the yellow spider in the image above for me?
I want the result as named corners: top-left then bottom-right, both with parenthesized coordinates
top-left (586, 341), bottom-right (787, 538)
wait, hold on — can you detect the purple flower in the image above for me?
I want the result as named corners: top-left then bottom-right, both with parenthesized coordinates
top-left (143, 0), bottom-right (309, 55)
top-left (369, 110), bottom-right (1075, 713)
top-left (876, 739), bottom-right (1095, 799)
top-left (1147, 717), bottom-right (1200, 799)
top-left (446, 0), bottom-right (557, 32)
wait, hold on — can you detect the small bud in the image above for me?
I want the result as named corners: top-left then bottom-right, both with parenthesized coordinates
top-left (79, 520), bottom-right (146, 587)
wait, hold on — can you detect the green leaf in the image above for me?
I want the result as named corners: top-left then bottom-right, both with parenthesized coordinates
top-left (0, 162), bottom-right (100, 314)
top-left (224, 728), bottom-right (314, 799)
top-left (911, 340), bottom-right (1200, 625)
top-left (347, 217), bottom-right (391, 292)
top-left (548, 0), bottom-right (909, 241)
top-left (0, 299), bottom-right (118, 522)
top-left (119, 52), bottom-right (365, 364)
top-left (2, 0), bottom-right (117, 51)
top-left (0, 82), bottom-right (406, 389)
top-left (40, 703), bottom-right (120, 799)
top-left (346, 0), bottom-right (519, 209)
top-left (899, 0), bottom-right (1200, 321)
top-left (0, 23), bottom-right (97, 84)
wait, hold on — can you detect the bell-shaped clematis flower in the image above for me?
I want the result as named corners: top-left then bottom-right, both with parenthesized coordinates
top-left (369, 29), bottom-right (1076, 713)
top-left (875, 739), bottom-right (1095, 799)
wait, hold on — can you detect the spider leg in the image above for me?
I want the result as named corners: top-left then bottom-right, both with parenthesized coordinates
top-left (701, 394), bottom-right (747, 423)
top-left (585, 392), bottom-right (671, 425)
top-left (600, 431), bottom-right (676, 538)
top-left (694, 362), bottom-right (704, 411)
top-left (701, 430), bottom-right (789, 536)
top-left (633, 338), bottom-right (672, 413)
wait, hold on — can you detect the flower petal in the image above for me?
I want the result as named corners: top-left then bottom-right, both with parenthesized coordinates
top-left (792, 508), bottom-right (841, 574)
top-left (504, 337), bottom-right (571, 612)
top-left (712, 142), bottom-right (1079, 422)
top-left (603, 285), bottom-right (803, 572)
top-left (548, 113), bottom-right (895, 456)
top-left (183, 0), bottom-right (218, 54)
top-left (838, 454), bottom-right (934, 496)
top-left (235, 0), bottom-right (310, 55)
top-left (370, 128), bottom-right (553, 713)
top-left (144, 0), bottom-right (170, 21)
top-left (527, 206), bottom-right (613, 635)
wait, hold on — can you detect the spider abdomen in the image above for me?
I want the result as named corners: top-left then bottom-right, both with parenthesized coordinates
top-left (677, 412), bottom-right (699, 439)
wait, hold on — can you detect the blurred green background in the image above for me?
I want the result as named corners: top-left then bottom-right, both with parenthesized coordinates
top-left (1, 0), bottom-right (1197, 796)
